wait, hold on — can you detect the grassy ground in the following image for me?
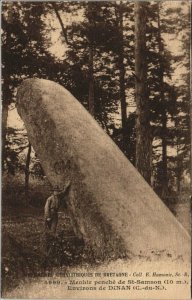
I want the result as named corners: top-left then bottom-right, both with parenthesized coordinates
top-left (1, 174), bottom-right (97, 296)
top-left (1, 174), bottom-right (191, 298)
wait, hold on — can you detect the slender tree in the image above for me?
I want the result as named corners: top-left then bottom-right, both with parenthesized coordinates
top-left (25, 143), bottom-right (32, 202)
top-left (115, 3), bottom-right (127, 150)
top-left (135, 2), bottom-right (151, 183)
top-left (86, 3), bottom-right (96, 116)
top-left (157, 3), bottom-right (168, 197)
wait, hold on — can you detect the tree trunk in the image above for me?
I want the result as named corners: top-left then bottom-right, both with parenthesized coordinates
top-left (157, 4), bottom-right (168, 198)
top-left (25, 142), bottom-right (32, 202)
top-left (116, 5), bottom-right (127, 152)
top-left (2, 102), bottom-right (9, 170)
top-left (161, 115), bottom-right (168, 198)
top-left (176, 142), bottom-right (182, 194)
top-left (176, 167), bottom-right (181, 194)
top-left (135, 2), bottom-right (151, 184)
top-left (88, 45), bottom-right (95, 116)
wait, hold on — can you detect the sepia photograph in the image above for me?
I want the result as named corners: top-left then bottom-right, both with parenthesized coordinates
top-left (1, 0), bottom-right (191, 299)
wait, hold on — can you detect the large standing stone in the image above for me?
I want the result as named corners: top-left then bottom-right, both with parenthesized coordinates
top-left (17, 78), bottom-right (190, 260)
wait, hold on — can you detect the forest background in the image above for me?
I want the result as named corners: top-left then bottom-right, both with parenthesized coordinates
top-left (2, 1), bottom-right (190, 213)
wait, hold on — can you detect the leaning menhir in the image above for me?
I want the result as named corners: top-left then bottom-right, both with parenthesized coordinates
top-left (17, 78), bottom-right (190, 260)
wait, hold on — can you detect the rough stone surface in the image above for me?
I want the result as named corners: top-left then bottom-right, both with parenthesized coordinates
top-left (17, 78), bottom-right (190, 260)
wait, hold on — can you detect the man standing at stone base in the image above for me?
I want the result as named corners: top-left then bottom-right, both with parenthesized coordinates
top-left (44, 182), bottom-right (70, 236)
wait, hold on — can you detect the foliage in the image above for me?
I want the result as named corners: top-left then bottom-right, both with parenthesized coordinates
top-left (2, 1), bottom-right (190, 196)
top-left (5, 127), bottom-right (28, 174)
